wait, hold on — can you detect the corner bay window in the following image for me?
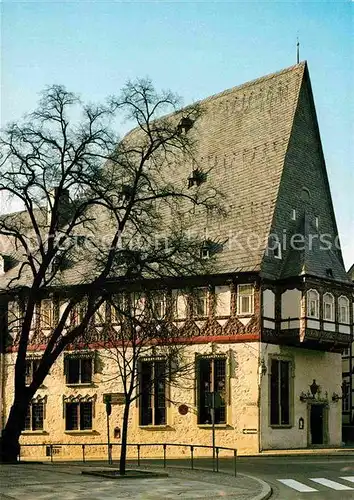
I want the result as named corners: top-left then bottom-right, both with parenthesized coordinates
top-left (65, 354), bottom-right (93, 384)
top-left (323, 293), bottom-right (335, 321)
top-left (65, 401), bottom-right (93, 431)
top-left (139, 359), bottom-right (166, 426)
top-left (24, 400), bottom-right (45, 431)
top-left (197, 357), bottom-right (226, 425)
top-left (270, 358), bottom-right (291, 426)
top-left (338, 296), bottom-right (350, 324)
top-left (307, 289), bottom-right (319, 319)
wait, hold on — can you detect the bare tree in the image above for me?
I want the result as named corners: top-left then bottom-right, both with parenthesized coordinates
top-left (95, 290), bottom-right (196, 475)
top-left (0, 80), bottom-right (221, 462)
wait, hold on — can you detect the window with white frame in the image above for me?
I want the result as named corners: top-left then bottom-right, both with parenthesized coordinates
top-left (237, 285), bottom-right (254, 315)
top-left (94, 302), bottom-right (107, 325)
top-left (323, 293), bottom-right (335, 321)
top-left (338, 296), bottom-right (350, 324)
top-left (40, 299), bottom-right (53, 329)
top-left (151, 292), bottom-right (166, 320)
top-left (307, 289), bottom-right (319, 319)
top-left (192, 288), bottom-right (208, 318)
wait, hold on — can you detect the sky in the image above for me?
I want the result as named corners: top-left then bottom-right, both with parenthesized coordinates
top-left (0, 0), bottom-right (353, 268)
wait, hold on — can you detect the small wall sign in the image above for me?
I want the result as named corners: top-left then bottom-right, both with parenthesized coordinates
top-left (242, 428), bottom-right (257, 434)
top-left (299, 417), bottom-right (304, 430)
top-left (178, 404), bottom-right (189, 416)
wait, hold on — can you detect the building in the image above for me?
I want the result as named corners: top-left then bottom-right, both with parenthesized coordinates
top-left (342, 264), bottom-right (354, 442)
top-left (1, 61), bottom-right (353, 459)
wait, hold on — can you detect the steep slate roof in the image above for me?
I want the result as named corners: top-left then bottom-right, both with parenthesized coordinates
top-left (0, 61), bottom-right (350, 288)
top-left (163, 62), bottom-right (307, 275)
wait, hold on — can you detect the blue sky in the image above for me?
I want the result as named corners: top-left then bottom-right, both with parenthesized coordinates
top-left (1, 0), bottom-right (353, 268)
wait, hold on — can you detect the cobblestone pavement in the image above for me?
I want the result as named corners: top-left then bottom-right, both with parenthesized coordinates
top-left (0, 463), bottom-right (271, 500)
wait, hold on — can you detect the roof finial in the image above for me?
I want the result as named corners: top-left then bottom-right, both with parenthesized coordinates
top-left (296, 36), bottom-right (300, 64)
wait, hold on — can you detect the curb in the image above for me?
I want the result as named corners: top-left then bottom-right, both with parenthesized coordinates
top-left (238, 473), bottom-right (272, 500)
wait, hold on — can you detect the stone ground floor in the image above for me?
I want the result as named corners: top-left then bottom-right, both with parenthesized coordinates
top-left (2, 342), bottom-right (344, 459)
top-left (0, 463), bottom-right (270, 500)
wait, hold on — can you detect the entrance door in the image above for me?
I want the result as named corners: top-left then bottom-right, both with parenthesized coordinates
top-left (310, 405), bottom-right (324, 445)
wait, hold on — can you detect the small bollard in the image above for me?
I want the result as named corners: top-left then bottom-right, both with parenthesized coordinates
top-left (137, 444), bottom-right (140, 467)
top-left (163, 444), bottom-right (167, 468)
top-left (82, 444), bottom-right (86, 463)
top-left (190, 446), bottom-right (194, 470)
top-left (50, 444), bottom-right (53, 463)
top-left (234, 449), bottom-right (237, 477)
top-left (216, 447), bottom-right (219, 472)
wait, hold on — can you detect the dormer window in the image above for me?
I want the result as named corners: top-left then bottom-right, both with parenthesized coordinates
top-left (177, 116), bottom-right (194, 134)
top-left (273, 242), bottom-right (282, 260)
top-left (307, 289), bottom-right (319, 319)
top-left (188, 169), bottom-right (207, 188)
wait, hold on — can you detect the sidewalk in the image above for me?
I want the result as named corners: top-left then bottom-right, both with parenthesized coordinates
top-left (0, 462), bottom-right (271, 500)
top-left (254, 447), bottom-right (354, 458)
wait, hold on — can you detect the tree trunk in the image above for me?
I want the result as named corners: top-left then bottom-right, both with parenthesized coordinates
top-left (119, 400), bottom-right (130, 475)
top-left (0, 396), bottom-right (29, 463)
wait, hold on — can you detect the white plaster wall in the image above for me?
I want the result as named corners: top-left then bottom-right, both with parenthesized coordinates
top-left (4, 342), bottom-right (260, 460)
top-left (260, 343), bottom-right (342, 450)
top-left (263, 290), bottom-right (275, 319)
top-left (281, 289), bottom-right (301, 319)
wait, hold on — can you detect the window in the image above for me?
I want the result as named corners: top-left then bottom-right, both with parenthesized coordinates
top-left (197, 357), bottom-right (226, 425)
top-left (110, 294), bottom-right (125, 324)
top-left (65, 354), bottom-right (93, 384)
top-left (69, 302), bottom-right (86, 327)
top-left (270, 358), bottom-right (291, 426)
top-left (24, 400), bottom-right (44, 431)
top-left (151, 292), bottom-right (166, 320)
top-left (172, 290), bottom-right (187, 319)
top-left (307, 289), bottom-right (319, 319)
top-left (139, 359), bottom-right (166, 426)
top-left (40, 299), bottom-right (53, 329)
top-left (339, 296), bottom-right (350, 324)
top-left (65, 401), bottom-right (93, 430)
top-left (8, 300), bottom-right (22, 331)
top-left (237, 285), bottom-right (254, 315)
top-left (25, 358), bottom-right (40, 386)
top-left (323, 293), bottom-right (335, 321)
top-left (192, 288), bottom-right (208, 317)
top-left (343, 380), bottom-right (350, 413)
top-left (94, 302), bottom-right (107, 325)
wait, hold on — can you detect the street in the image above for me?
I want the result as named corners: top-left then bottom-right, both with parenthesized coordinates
top-left (235, 455), bottom-right (354, 499)
top-left (126, 454), bottom-right (354, 499)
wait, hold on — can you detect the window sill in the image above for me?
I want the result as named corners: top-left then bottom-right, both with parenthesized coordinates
top-left (138, 425), bottom-right (172, 430)
top-left (22, 430), bottom-right (48, 435)
top-left (65, 383), bottom-right (95, 387)
top-left (236, 313), bottom-right (254, 318)
top-left (198, 424), bottom-right (230, 429)
top-left (269, 425), bottom-right (293, 429)
top-left (64, 430), bottom-right (97, 435)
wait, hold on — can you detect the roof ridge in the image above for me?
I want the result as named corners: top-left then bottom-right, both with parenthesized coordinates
top-left (198, 61), bottom-right (307, 106)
